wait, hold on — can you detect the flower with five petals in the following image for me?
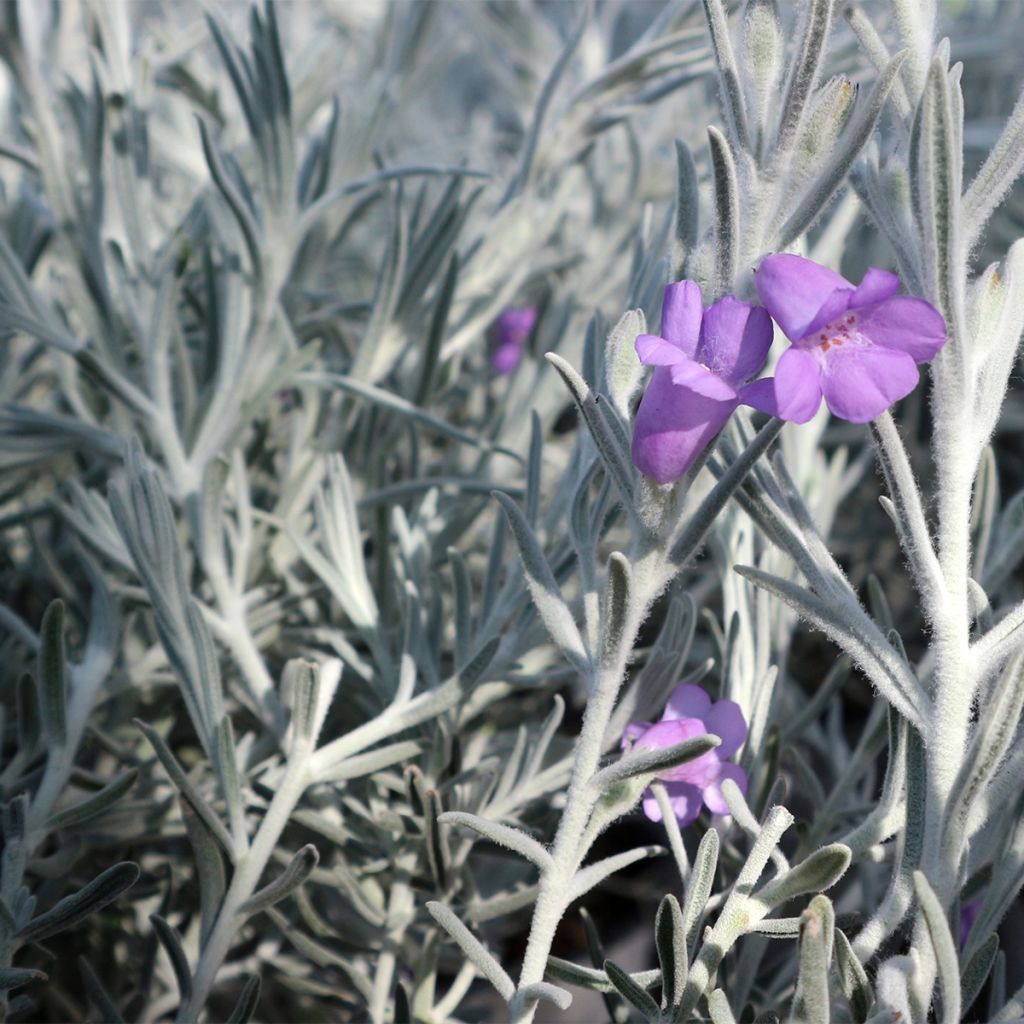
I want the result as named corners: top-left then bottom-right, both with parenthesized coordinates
top-left (747, 254), bottom-right (947, 423)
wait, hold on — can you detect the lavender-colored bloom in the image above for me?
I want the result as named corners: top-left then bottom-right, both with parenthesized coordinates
top-left (747, 254), bottom-right (947, 424)
top-left (623, 683), bottom-right (748, 826)
top-left (490, 306), bottom-right (537, 375)
top-left (631, 281), bottom-right (773, 484)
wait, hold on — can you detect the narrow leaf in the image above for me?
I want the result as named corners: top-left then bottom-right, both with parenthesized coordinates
top-left (683, 828), bottom-right (719, 957)
top-left (136, 719), bottom-right (234, 857)
top-left (151, 913), bottom-right (192, 1003)
top-left (493, 490), bottom-right (588, 670)
top-left (656, 894), bottom-right (687, 1013)
top-left (604, 959), bottom-right (661, 1018)
top-left (792, 895), bottom-right (834, 1024)
top-left (179, 797), bottom-right (226, 944)
top-left (709, 989), bottom-right (739, 1024)
top-left (318, 741), bottom-right (422, 784)
top-left (240, 845), bottom-right (319, 916)
top-left (914, 870), bottom-right (961, 1024)
top-left (753, 844), bottom-right (851, 911)
top-left (438, 812), bottom-right (553, 872)
top-left (426, 902), bottom-right (515, 1001)
top-left (591, 736), bottom-right (718, 791)
top-left (834, 927), bottom-right (873, 1023)
top-left (37, 599), bottom-right (67, 746)
top-left (46, 770), bottom-right (138, 831)
top-left (18, 862), bottom-right (140, 944)
top-left (961, 934), bottom-right (998, 1019)
top-left (226, 974), bottom-right (261, 1024)
top-left (0, 967), bottom-right (46, 992)
top-left (545, 352), bottom-right (635, 509)
top-left (781, 52), bottom-right (907, 245)
top-left (602, 552), bottom-right (631, 665)
top-left (568, 847), bottom-right (664, 904)
top-left (708, 126), bottom-right (739, 296)
top-left (673, 140), bottom-right (699, 277)
top-left (520, 982), bottom-right (572, 1011)
top-left (545, 956), bottom-right (661, 994)
top-left (670, 418), bottom-right (784, 566)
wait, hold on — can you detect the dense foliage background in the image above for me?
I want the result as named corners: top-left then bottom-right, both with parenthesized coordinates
top-left (2, 1), bottom-right (1024, 1022)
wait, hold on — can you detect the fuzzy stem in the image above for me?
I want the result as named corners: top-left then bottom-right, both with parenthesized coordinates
top-left (176, 758), bottom-right (311, 1022)
top-left (509, 549), bottom-right (665, 1024)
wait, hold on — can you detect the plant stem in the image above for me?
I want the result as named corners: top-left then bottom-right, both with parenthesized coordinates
top-left (509, 550), bottom-right (665, 1024)
top-left (177, 757), bottom-right (311, 1022)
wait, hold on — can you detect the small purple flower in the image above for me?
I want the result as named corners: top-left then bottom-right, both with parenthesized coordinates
top-left (490, 306), bottom-right (537, 375)
top-left (623, 683), bottom-right (748, 827)
top-left (747, 254), bottom-right (947, 424)
top-left (631, 281), bottom-right (773, 484)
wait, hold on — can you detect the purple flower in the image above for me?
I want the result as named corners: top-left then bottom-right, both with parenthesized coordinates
top-left (490, 306), bottom-right (537, 375)
top-left (747, 254), bottom-right (947, 424)
top-left (623, 683), bottom-right (748, 827)
top-left (631, 281), bottom-right (773, 484)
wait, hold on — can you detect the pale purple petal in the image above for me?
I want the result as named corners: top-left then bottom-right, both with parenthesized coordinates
top-left (667, 358), bottom-right (739, 401)
top-left (660, 280), bottom-right (703, 356)
top-left (642, 781), bottom-right (703, 826)
top-left (663, 684), bottom-right (712, 721)
top-left (855, 297), bottom-right (947, 363)
top-left (738, 377), bottom-right (779, 416)
top-left (491, 343), bottom-right (524, 375)
top-left (820, 344), bottom-right (919, 423)
top-left (631, 368), bottom-right (736, 484)
top-left (696, 298), bottom-right (774, 386)
top-left (702, 762), bottom-right (748, 815)
top-left (633, 719), bottom-right (721, 785)
top-left (621, 721), bottom-right (652, 747)
top-left (701, 699), bottom-right (747, 759)
top-left (850, 267), bottom-right (900, 307)
top-left (497, 308), bottom-right (538, 339)
top-left (755, 254), bottom-right (853, 341)
top-left (636, 333), bottom-right (692, 365)
top-left (802, 287), bottom-right (858, 340)
top-left (772, 347), bottom-right (824, 423)
top-left (632, 718), bottom-right (704, 751)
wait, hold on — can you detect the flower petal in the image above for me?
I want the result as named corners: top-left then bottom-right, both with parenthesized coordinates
top-left (663, 684), bottom-right (712, 721)
top-left (738, 377), bottom-right (778, 415)
top-left (633, 719), bottom-right (721, 785)
top-left (631, 368), bottom-right (736, 484)
top-left (702, 762), bottom-right (748, 816)
top-left (667, 357), bottom-right (739, 401)
top-left (755, 254), bottom-right (853, 340)
top-left (642, 781), bottom-right (702, 826)
top-left (702, 699), bottom-right (747, 759)
top-left (660, 280), bottom-right (703, 356)
top-left (773, 347), bottom-right (824, 423)
top-left (850, 267), bottom-right (900, 307)
top-left (491, 344), bottom-right (524, 375)
top-left (697, 297), bottom-right (774, 386)
top-left (820, 344), bottom-right (919, 423)
top-left (636, 333), bottom-right (692, 366)
top-left (855, 297), bottom-right (947, 363)
top-left (496, 307), bottom-right (538, 341)
top-left (621, 721), bottom-right (652, 748)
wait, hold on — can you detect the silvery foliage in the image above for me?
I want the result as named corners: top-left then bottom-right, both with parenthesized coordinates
top-left (0, 0), bottom-right (1023, 1021)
